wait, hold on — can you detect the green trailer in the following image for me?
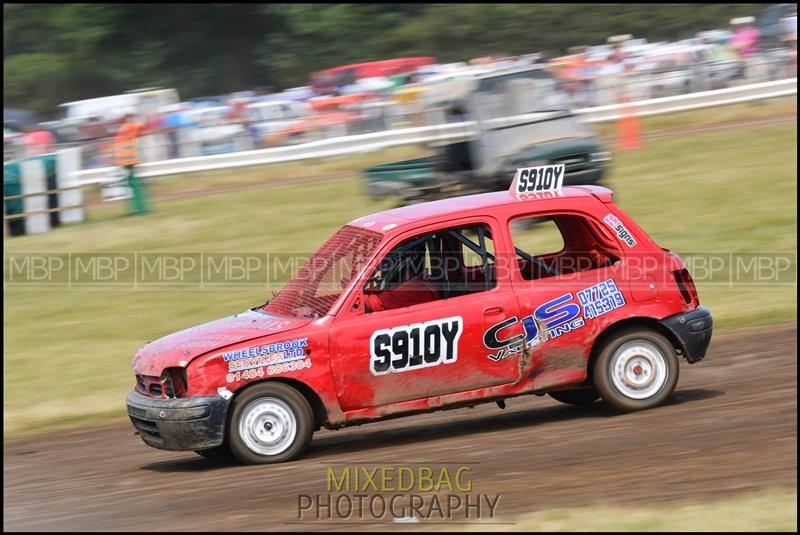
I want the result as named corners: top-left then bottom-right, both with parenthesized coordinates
top-left (364, 156), bottom-right (440, 201)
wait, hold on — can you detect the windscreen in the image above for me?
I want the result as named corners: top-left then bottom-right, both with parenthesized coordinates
top-left (465, 69), bottom-right (588, 175)
top-left (264, 225), bottom-right (384, 319)
top-left (469, 69), bottom-right (569, 121)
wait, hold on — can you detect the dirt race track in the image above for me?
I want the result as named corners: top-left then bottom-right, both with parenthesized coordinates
top-left (4, 323), bottom-right (797, 531)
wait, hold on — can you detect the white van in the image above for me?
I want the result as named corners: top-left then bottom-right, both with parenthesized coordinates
top-left (59, 88), bottom-right (180, 122)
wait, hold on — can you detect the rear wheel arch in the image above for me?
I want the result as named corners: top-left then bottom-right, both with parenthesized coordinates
top-left (588, 317), bottom-right (685, 377)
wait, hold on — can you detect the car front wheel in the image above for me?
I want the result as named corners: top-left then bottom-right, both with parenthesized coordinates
top-left (593, 328), bottom-right (679, 412)
top-left (228, 382), bottom-right (314, 464)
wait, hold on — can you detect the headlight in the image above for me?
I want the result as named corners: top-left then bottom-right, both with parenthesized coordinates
top-left (591, 151), bottom-right (612, 163)
top-left (162, 367), bottom-right (188, 398)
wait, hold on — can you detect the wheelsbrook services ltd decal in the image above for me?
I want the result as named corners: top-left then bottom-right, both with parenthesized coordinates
top-left (603, 213), bottom-right (636, 247)
top-left (484, 279), bottom-right (625, 361)
top-left (370, 316), bottom-right (463, 376)
top-left (222, 338), bottom-right (311, 382)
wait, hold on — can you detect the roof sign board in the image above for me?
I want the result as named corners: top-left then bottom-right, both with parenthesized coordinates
top-left (510, 164), bottom-right (565, 197)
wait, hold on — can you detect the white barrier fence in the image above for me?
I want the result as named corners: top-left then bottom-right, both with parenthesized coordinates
top-left (74, 78), bottom-right (796, 186)
top-left (75, 122), bottom-right (477, 186)
top-left (575, 77), bottom-right (798, 122)
top-left (3, 148), bottom-right (85, 235)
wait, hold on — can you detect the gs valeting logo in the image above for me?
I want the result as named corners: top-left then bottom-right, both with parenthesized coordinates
top-left (484, 279), bottom-right (625, 361)
top-left (370, 316), bottom-right (463, 376)
top-left (483, 294), bottom-right (585, 361)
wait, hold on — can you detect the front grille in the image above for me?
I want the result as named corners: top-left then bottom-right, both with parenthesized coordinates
top-left (554, 153), bottom-right (591, 172)
top-left (136, 374), bottom-right (167, 399)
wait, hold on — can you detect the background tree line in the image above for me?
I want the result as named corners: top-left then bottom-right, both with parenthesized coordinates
top-left (4, 3), bottom-right (764, 117)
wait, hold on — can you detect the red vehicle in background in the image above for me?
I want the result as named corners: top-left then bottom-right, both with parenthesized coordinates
top-left (246, 94), bottom-right (375, 146)
top-left (311, 57), bottom-right (435, 95)
top-left (127, 165), bottom-right (712, 464)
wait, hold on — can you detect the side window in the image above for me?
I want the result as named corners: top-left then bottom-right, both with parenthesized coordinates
top-left (363, 223), bottom-right (496, 313)
top-left (509, 217), bottom-right (564, 258)
top-left (510, 214), bottom-right (621, 280)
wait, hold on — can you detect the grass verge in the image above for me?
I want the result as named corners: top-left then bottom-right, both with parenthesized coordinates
top-left (464, 488), bottom-right (797, 532)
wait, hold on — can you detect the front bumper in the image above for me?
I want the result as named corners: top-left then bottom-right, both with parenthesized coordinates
top-left (660, 306), bottom-right (713, 364)
top-left (126, 390), bottom-right (229, 451)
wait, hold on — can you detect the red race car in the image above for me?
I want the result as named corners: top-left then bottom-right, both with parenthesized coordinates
top-left (127, 165), bottom-right (712, 464)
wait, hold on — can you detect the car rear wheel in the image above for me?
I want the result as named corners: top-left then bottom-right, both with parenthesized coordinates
top-left (548, 388), bottom-right (600, 405)
top-left (228, 382), bottom-right (314, 464)
top-left (593, 328), bottom-right (679, 412)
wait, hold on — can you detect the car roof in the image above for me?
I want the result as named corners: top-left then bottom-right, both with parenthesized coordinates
top-left (349, 186), bottom-right (613, 234)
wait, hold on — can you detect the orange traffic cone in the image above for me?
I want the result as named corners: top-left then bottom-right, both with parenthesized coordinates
top-left (616, 93), bottom-right (643, 151)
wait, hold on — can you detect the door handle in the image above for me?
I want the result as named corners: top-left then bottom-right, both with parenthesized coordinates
top-left (484, 306), bottom-right (504, 316)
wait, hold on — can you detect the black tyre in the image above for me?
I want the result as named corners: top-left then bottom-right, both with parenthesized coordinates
top-left (593, 328), bottom-right (679, 412)
top-left (194, 444), bottom-right (232, 460)
top-left (548, 387), bottom-right (600, 405)
top-left (228, 382), bottom-right (314, 464)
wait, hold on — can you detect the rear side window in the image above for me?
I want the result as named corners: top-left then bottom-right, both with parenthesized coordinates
top-left (510, 214), bottom-right (621, 280)
top-left (509, 218), bottom-right (564, 258)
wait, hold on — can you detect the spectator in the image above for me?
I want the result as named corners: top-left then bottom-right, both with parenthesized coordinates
top-left (607, 34), bottom-right (633, 103)
top-left (781, 5), bottom-right (797, 77)
top-left (241, 112), bottom-right (260, 150)
top-left (114, 111), bottom-right (150, 214)
top-left (163, 106), bottom-right (184, 159)
top-left (730, 16), bottom-right (760, 58)
top-left (607, 34), bottom-right (632, 66)
top-left (114, 112), bottom-right (143, 166)
top-left (225, 99), bottom-right (255, 150)
top-left (730, 16), bottom-right (762, 83)
top-left (781, 5), bottom-right (797, 44)
top-left (22, 124), bottom-right (56, 157)
top-left (573, 46), bottom-right (601, 107)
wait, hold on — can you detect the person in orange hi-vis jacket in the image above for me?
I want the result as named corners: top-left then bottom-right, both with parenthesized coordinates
top-left (114, 112), bottom-right (151, 214)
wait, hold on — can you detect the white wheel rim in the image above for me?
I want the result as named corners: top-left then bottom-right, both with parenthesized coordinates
top-left (239, 397), bottom-right (297, 456)
top-left (610, 340), bottom-right (668, 400)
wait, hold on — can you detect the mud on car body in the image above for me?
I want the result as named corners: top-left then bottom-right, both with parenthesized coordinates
top-left (127, 165), bottom-right (712, 464)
